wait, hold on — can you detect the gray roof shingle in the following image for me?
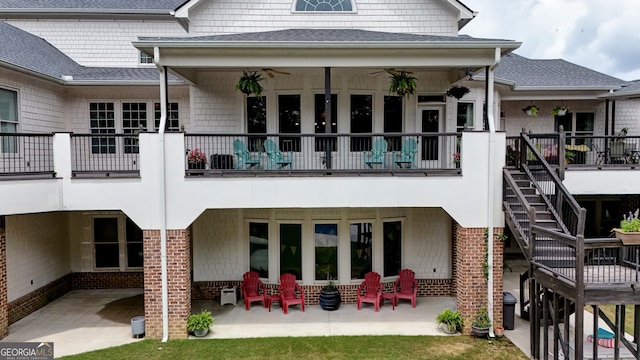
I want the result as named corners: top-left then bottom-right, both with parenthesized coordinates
top-left (138, 28), bottom-right (514, 43)
top-left (491, 53), bottom-right (624, 89)
top-left (0, 0), bottom-right (185, 11)
top-left (0, 21), bottom-right (173, 83)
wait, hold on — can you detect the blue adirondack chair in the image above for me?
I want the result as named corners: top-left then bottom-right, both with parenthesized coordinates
top-left (233, 139), bottom-right (260, 169)
top-left (263, 139), bottom-right (292, 169)
top-left (393, 138), bottom-right (418, 168)
top-left (363, 138), bottom-right (388, 168)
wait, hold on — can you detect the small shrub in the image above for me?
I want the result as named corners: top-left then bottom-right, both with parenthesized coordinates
top-left (187, 310), bottom-right (215, 332)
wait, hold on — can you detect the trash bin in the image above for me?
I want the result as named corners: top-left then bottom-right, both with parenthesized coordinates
top-left (503, 292), bottom-right (517, 330)
top-left (131, 316), bottom-right (145, 338)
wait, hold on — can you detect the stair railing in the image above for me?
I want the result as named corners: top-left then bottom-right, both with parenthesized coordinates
top-left (503, 169), bottom-right (535, 258)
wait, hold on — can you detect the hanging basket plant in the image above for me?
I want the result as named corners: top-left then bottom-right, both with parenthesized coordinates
top-left (386, 69), bottom-right (417, 97)
top-left (236, 70), bottom-right (264, 97)
top-left (446, 85), bottom-right (470, 100)
top-left (522, 105), bottom-right (539, 117)
top-left (551, 105), bottom-right (569, 116)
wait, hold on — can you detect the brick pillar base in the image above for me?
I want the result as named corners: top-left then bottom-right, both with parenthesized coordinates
top-left (455, 226), bottom-right (504, 335)
top-left (0, 228), bottom-right (7, 339)
top-left (144, 229), bottom-right (191, 339)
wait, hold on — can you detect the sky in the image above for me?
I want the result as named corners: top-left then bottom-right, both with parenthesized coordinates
top-left (461, 0), bottom-right (640, 81)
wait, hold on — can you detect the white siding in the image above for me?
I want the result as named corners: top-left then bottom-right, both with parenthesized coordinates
top-left (0, 70), bottom-right (67, 132)
top-left (191, 207), bottom-right (451, 284)
top-left (5, 20), bottom-right (187, 67)
top-left (189, 0), bottom-right (460, 36)
top-left (6, 213), bottom-right (70, 301)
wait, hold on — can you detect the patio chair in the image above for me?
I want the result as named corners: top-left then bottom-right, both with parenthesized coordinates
top-left (240, 271), bottom-right (267, 311)
top-left (392, 138), bottom-right (418, 168)
top-left (278, 273), bottom-right (305, 314)
top-left (393, 268), bottom-right (418, 308)
top-left (609, 141), bottom-right (627, 164)
top-left (233, 139), bottom-right (260, 169)
top-left (363, 138), bottom-right (388, 168)
top-left (263, 139), bottom-right (293, 169)
top-left (357, 271), bottom-right (382, 312)
top-left (592, 143), bottom-right (607, 165)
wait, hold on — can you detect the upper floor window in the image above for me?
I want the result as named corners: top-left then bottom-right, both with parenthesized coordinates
top-left (139, 51), bottom-right (153, 64)
top-left (294, 0), bottom-right (354, 11)
top-left (154, 102), bottom-right (180, 132)
top-left (89, 102), bottom-right (116, 154)
top-left (0, 88), bottom-right (18, 153)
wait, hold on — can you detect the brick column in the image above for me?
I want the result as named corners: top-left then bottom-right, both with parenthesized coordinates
top-left (0, 227), bottom-right (7, 339)
top-left (144, 229), bottom-right (191, 339)
top-left (455, 226), bottom-right (485, 334)
top-left (492, 228), bottom-right (505, 329)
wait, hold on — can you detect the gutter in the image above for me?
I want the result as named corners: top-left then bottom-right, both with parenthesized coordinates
top-left (485, 47), bottom-right (501, 339)
top-left (154, 47), bottom-right (170, 343)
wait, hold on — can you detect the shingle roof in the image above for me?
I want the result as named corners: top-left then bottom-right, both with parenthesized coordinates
top-left (491, 53), bottom-right (624, 89)
top-left (138, 28), bottom-right (514, 43)
top-left (0, 0), bottom-right (185, 11)
top-left (0, 21), bottom-right (173, 83)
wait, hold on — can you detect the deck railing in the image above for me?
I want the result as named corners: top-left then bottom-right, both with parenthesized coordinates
top-left (0, 133), bottom-right (55, 177)
top-left (70, 133), bottom-right (140, 177)
top-left (184, 133), bottom-right (461, 175)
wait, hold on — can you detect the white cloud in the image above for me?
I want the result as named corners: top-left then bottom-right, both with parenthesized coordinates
top-left (462, 0), bottom-right (640, 80)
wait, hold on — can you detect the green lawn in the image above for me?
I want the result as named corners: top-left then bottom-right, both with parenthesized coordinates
top-left (60, 336), bottom-right (528, 360)
top-left (586, 304), bottom-right (636, 335)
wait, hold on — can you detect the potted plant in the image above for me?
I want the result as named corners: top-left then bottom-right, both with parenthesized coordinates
top-left (522, 105), bottom-right (539, 117)
top-left (565, 150), bottom-right (575, 165)
top-left (446, 85), bottom-right (470, 100)
top-left (236, 70), bottom-right (264, 97)
top-left (386, 69), bottom-right (417, 97)
top-left (551, 105), bottom-right (569, 116)
top-left (436, 308), bottom-right (463, 334)
top-left (186, 148), bottom-right (207, 169)
top-left (612, 209), bottom-right (640, 245)
top-left (187, 309), bottom-right (214, 337)
top-left (494, 325), bottom-right (504, 338)
top-left (318, 276), bottom-right (341, 311)
top-left (471, 306), bottom-right (491, 338)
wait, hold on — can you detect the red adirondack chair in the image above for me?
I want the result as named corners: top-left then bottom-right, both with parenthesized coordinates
top-left (393, 269), bottom-right (418, 308)
top-left (357, 272), bottom-right (382, 312)
top-left (278, 273), bottom-right (305, 314)
top-left (240, 271), bottom-right (267, 311)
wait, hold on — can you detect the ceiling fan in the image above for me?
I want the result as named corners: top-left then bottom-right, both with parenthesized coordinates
top-left (261, 68), bottom-right (291, 78)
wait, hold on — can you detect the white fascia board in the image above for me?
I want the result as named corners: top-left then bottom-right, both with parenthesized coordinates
top-left (513, 86), bottom-right (621, 91)
top-left (62, 80), bottom-right (186, 86)
top-left (173, 0), bottom-right (204, 18)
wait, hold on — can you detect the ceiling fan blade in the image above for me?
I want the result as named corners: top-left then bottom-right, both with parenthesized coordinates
top-left (262, 68), bottom-right (290, 75)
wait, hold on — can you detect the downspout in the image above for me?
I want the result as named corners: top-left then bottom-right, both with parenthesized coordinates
top-left (154, 47), bottom-right (170, 343)
top-left (485, 47), bottom-right (501, 338)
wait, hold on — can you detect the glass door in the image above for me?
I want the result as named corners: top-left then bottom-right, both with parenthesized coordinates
top-left (419, 107), bottom-right (443, 165)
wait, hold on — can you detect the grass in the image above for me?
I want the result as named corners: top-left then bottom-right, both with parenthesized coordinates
top-left (586, 304), bottom-right (636, 335)
top-left (59, 336), bottom-right (529, 360)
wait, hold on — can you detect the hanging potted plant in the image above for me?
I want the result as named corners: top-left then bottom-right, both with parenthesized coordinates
top-left (522, 105), bottom-right (539, 117)
top-left (446, 85), bottom-right (470, 100)
top-left (612, 209), bottom-right (640, 245)
top-left (236, 70), bottom-right (264, 97)
top-left (551, 105), bottom-right (569, 116)
top-left (386, 69), bottom-right (417, 97)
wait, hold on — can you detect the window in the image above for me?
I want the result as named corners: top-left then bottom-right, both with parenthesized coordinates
top-left (0, 88), bottom-right (18, 153)
top-left (294, 0), bottom-right (353, 11)
top-left (89, 102), bottom-right (116, 154)
top-left (280, 223), bottom-right (302, 278)
top-left (350, 222), bottom-right (372, 279)
top-left (247, 96), bottom-right (267, 152)
top-left (122, 102), bottom-right (147, 154)
top-left (384, 96), bottom-right (402, 151)
top-left (93, 215), bottom-right (143, 269)
top-left (249, 222), bottom-right (269, 278)
top-left (139, 51), bottom-right (153, 64)
top-left (555, 112), bottom-right (594, 147)
top-left (154, 102), bottom-right (180, 132)
top-left (350, 94), bottom-right (373, 151)
top-left (314, 94), bottom-right (337, 152)
top-left (383, 220), bottom-right (402, 277)
top-left (456, 102), bottom-right (474, 131)
top-left (315, 224), bottom-right (338, 280)
top-left (278, 95), bottom-right (301, 152)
